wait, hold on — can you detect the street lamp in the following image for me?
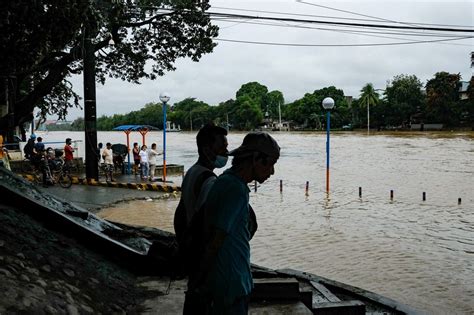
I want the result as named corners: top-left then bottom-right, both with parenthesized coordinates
top-left (322, 97), bottom-right (335, 194)
top-left (160, 92), bottom-right (170, 182)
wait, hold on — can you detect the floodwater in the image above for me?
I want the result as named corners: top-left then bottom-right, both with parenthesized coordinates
top-left (43, 130), bottom-right (474, 314)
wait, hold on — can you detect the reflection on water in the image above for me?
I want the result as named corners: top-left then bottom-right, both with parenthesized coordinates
top-left (67, 131), bottom-right (473, 314)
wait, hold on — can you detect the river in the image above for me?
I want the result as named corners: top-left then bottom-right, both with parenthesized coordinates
top-left (39, 130), bottom-right (474, 314)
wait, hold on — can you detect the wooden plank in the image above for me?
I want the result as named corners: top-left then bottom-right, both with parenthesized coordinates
top-left (310, 281), bottom-right (341, 303)
top-left (250, 301), bottom-right (313, 315)
top-left (252, 277), bottom-right (300, 300)
top-left (313, 300), bottom-right (366, 315)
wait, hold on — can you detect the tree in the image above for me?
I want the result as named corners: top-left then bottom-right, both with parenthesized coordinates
top-left (0, 0), bottom-right (218, 136)
top-left (383, 74), bottom-right (425, 126)
top-left (236, 82), bottom-right (268, 112)
top-left (263, 90), bottom-right (284, 120)
top-left (425, 72), bottom-right (461, 126)
top-left (233, 96), bottom-right (263, 130)
top-left (284, 86), bottom-right (349, 129)
top-left (359, 83), bottom-right (380, 129)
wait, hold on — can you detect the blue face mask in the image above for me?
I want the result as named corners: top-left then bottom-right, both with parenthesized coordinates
top-left (214, 155), bottom-right (228, 168)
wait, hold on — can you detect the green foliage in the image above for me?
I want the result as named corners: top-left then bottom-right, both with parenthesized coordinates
top-left (377, 74), bottom-right (425, 127)
top-left (284, 86), bottom-right (350, 129)
top-left (425, 72), bottom-right (461, 126)
top-left (0, 0), bottom-right (218, 132)
top-left (233, 96), bottom-right (263, 130)
top-left (93, 74), bottom-right (470, 131)
top-left (236, 82), bottom-right (269, 112)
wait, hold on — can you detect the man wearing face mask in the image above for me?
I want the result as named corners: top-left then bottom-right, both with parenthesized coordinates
top-left (173, 123), bottom-right (228, 313)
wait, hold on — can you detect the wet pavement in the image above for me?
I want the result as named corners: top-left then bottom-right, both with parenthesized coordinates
top-left (38, 173), bottom-right (183, 212)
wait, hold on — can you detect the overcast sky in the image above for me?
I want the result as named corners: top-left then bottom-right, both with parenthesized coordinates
top-left (65, 0), bottom-right (473, 120)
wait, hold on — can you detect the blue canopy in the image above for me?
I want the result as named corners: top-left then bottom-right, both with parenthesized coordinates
top-left (113, 124), bottom-right (159, 131)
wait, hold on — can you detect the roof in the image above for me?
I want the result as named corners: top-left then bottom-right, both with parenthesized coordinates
top-left (112, 125), bottom-right (159, 131)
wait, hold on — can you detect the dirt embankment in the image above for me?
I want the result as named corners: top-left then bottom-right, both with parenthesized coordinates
top-left (0, 205), bottom-right (152, 314)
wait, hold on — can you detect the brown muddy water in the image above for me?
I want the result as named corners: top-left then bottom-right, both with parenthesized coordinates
top-left (44, 131), bottom-right (473, 314)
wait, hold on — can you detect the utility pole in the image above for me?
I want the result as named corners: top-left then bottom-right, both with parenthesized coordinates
top-left (278, 100), bottom-right (282, 130)
top-left (83, 24), bottom-right (99, 180)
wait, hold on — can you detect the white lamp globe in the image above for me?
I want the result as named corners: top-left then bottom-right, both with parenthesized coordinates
top-left (159, 92), bottom-right (171, 103)
top-left (322, 97), bottom-right (335, 110)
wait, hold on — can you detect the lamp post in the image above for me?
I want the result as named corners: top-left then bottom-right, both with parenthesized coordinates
top-left (322, 97), bottom-right (335, 194)
top-left (160, 92), bottom-right (170, 182)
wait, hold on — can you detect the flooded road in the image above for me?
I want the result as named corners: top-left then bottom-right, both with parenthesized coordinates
top-left (45, 130), bottom-right (474, 314)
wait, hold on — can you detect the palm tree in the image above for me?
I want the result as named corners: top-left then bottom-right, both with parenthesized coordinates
top-left (360, 83), bottom-right (380, 133)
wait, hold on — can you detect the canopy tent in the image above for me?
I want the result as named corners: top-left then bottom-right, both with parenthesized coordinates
top-left (112, 125), bottom-right (159, 174)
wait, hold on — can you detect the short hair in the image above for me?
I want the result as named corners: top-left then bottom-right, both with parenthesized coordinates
top-left (151, 143), bottom-right (157, 148)
top-left (196, 123), bottom-right (228, 153)
top-left (66, 138), bottom-right (72, 143)
top-left (106, 142), bottom-right (111, 146)
top-left (37, 137), bottom-right (43, 142)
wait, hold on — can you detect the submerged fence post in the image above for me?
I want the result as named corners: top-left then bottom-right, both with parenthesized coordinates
top-left (305, 181), bottom-right (309, 196)
top-left (458, 198), bottom-right (462, 205)
top-left (359, 187), bottom-right (362, 198)
top-left (254, 180), bottom-right (257, 192)
top-left (280, 180), bottom-right (283, 193)
top-left (390, 190), bottom-right (394, 200)
top-left (423, 192), bottom-right (426, 201)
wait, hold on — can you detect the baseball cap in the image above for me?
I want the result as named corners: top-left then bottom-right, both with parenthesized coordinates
top-left (229, 132), bottom-right (280, 159)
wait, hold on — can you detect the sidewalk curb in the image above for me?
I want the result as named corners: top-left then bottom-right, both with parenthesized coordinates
top-left (20, 174), bottom-right (181, 192)
top-left (71, 177), bottom-right (181, 192)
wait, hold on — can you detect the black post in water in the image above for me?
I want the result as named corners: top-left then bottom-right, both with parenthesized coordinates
top-left (280, 180), bottom-right (282, 193)
top-left (254, 180), bottom-right (257, 192)
top-left (359, 187), bottom-right (362, 198)
top-left (423, 192), bottom-right (426, 201)
top-left (390, 190), bottom-right (394, 200)
top-left (458, 198), bottom-right (462, 205)
top-left (83, 25), bottom-right (99, 180)
top-left (305, 181), bottom-right (309, 196)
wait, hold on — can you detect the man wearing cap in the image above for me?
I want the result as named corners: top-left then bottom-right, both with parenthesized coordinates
top-left (197, 131), bottom-right (280, 314)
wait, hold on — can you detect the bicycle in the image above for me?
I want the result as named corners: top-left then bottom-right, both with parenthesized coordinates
top-left (34, 158), bottom-right (73, 188)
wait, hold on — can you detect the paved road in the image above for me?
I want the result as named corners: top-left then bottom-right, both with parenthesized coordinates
top-left (39, 184), bottom-right (165, 212)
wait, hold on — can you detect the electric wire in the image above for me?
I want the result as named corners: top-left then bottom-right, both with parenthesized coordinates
top-left (207, 11), bottom-right (474, 33)
top-left (215, 36), bottom-right (473, 47)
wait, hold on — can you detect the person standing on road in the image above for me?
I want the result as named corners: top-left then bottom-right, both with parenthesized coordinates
top-left (196, 132), bottom-right (280, 314)
top-left (64, 138), bottom-right (75, 171)
top-left (33, 137), bottom-right (49, 187)
top-left (139, 145), bottom-right (149, 180)
top-left (102, 142), bottom-right (115, 182)
top-left (172, 123), bottom-right (228, 314)
top-left (147, 143), bottom-right (162, 181)
top-left (132, 143), bottom-right (140, 175)
top-left (23, 134), bottom-right (36, 159)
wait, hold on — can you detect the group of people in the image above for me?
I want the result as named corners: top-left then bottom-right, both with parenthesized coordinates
top-left (132, 142), bottom-right (162, 180)
top-left (173, 124), bottom-right (280, 314)
top-left (98, 142), bottom-right (162, 182)
top-left (23, 135), bottom-right (75, 187)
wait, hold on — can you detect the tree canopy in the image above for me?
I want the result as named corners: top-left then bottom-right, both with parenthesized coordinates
top-left (0, 0), bottom-right (218, 134)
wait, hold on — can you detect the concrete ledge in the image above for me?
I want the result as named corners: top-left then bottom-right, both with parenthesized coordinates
top-left (19, 174), bottom-right (181, 192)
top-left (71, 177), bottom-right (181, 192)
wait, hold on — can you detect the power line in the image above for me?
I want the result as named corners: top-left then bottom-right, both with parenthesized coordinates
top-left (211, 5), bottom-right (473, 28)
top-left (215, 36), bottom-right (473, 47)
top-left (296, 0), bottom-right (421, 28)
top-left (207, 11), bottom-right (474, 33)
top-left (212, 17), bottom-right (468, 39)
